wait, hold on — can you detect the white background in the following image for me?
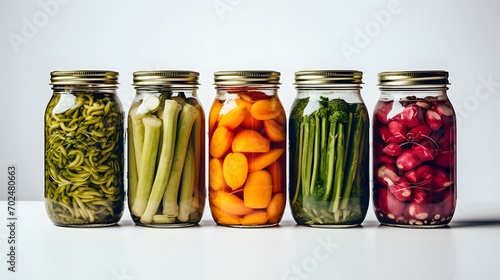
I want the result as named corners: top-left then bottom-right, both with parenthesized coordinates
top-left (1, 1), bottom-right (500, 280)
top-left (1, 0), bottom-right (499, 203)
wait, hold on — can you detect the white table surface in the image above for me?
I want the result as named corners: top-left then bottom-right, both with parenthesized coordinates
top-left (1, 201), bottom-right (499, 280)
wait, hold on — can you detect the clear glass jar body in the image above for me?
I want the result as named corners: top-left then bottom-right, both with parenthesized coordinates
top-left (289, 86), bottom-right (369, 227)
top-left (373, 86), bottom-right (457, 227)
top-left (45, 85), bottom-right (125, 227)
top-left (208, 85), bottom-right (286, 227)
top-left (128, 87), bottom-right (205, 227)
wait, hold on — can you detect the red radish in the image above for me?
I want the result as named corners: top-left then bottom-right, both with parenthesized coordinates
top-left (411, 143), bottom-right (435, 161)
top-left (376, 164), bottom-right (399, 187)
top-left (434, 104), bottom-right (454, 118)
top-left (396, 150), bottom-right (422, 171)
top-left (377, 155), bottom-right (396, 165)
top-left (389, 181), bottom-right (412, 201)
top-left (425, 110), bottom-right (442, 130)
top-left (404, 202), bottom-right (431, 220)
top-left (388, 121), bottom-right (407, 139)
top-left (377, 188), bottom-right (406, 219)
top-left (406, 124), bottom-right (431, 142)
top-left (411, 188), bottom-right (428, 204)
top-left (404, 170), bottom-right (417, 183)
top-left (430, 168), bottom-right (452, 192)
top-left (430, 191), bottom-right (455, 220)
top-left (415, 101), bottom-right (431, 109)
top-left (382, 143), bottom-right (404, 157)
top-left (435, 150), bottom-right (453, 168)
top-left (378, 126), bottom-right (394, 144)
top-left (415, 165), bottom-right (434, 182)
top-left (375, 101), bottom-right (393, 124)
top-left (401, 105), bottom-right (423, 128)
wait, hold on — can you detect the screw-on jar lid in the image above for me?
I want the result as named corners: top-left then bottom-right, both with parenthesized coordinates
top-left (133, 70), bottom-right (199, 86)
top-left (214, 71), bottom-right (281, 86)
top-left (378, 71), bottom-right (450, 86)
top-left (50, 70), bottom-right (119, 85)
top-left (294, 70), bottom-right (363, 85)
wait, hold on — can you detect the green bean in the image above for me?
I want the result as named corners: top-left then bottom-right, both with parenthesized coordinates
top-left (45, 91), bottom-right (124, 225)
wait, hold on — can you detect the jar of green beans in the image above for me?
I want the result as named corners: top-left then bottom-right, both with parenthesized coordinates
top-left (45, 70), bottom-right (125, 227)
top-left (128, 71), bottom-right (205, 227)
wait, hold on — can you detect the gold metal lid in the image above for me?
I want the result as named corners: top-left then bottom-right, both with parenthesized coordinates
top-left (50, 70), bottom-right (119, 85)
top-left (378, 71), bottom-right (450, 86)
top-left (133, 70), bottom-right (199, 86)
top-left (294, 70), bottom-right (363, 85)
top-left (214, 71), bottom-right (280, 86)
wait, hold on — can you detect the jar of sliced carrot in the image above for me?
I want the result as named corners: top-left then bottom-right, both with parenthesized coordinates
top-left (128, 71), bottom-right (205, 227)
top-left (209, 71), bottom-right (286, 227)
top-left (290, 70), bottom-right (369, 227)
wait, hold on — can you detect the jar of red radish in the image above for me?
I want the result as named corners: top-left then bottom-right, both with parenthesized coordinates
top-left (373, 71), bottom-right (456, 228)
top-left (208, 71), bottom-right (286, 227)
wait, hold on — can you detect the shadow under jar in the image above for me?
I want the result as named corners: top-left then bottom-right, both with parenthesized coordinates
top-left (373, 71), bottom-right (457, 228)
top-left (208, 71), bottom-right (287, 227)
top-left (44, 70), bottom-right (125, 227)
top-left (289, 70), bottom-right (370, 227)
top-left (128, 71), bottom-right (205, 227)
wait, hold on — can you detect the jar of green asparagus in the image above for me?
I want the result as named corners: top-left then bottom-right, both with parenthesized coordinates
top-left (289, 70), bottom-right (369, 227)
top-left (45, 70), bottom-right (125, 227)
top-left (128, 71), bottom-right (205, 227)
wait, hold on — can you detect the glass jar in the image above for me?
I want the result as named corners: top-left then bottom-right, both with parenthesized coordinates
top-left (373, 71), bottom-right (457, 228)
top-left (208, 71), bottom-right (286, 227)
top-left (45, 70), bottom-right (125, 227)
top-left (128, 71), bottom-right (205, 227)
top-left (289, 70), bottom-right (369, 227)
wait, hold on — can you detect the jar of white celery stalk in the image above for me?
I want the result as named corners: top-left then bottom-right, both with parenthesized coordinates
top-left (128, 70), bottom-right (205, 227)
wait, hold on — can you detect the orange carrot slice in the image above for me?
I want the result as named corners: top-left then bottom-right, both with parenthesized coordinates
top-left (236, 98), bottom-right (263, 130)
top-left (248, 148), bottom-right (285, 171)
top-left (243, 170), bottom-right (273, 209)
top-left (274, 105), bottom-right (286, 125)
top-left (209, 158), bottom-right (227, 191)
top-left (241, 210), bottom-right (268, 226)
top-left (251, 99), bottom-right (281, 120)
top-left (263, 119), bottom-right (286, 142)
top-left (218, 104), bottom-right (247, 130)
top-left (210, 204), bottom-right (242, 225)
top-left (209, 100), bottom-right (223, 135)
top-left (212, 191), bottom-right (253, 216)
top-left (267, 161), bottom-right (282, 193)
top-left (267, 193), bottom-right (285, 224)
top-left (223, 153), bottom-right (248, 190)
top-left (210, 126), bottom-right (234, 158)
top-left (232, 129), bottom-right (270, 153)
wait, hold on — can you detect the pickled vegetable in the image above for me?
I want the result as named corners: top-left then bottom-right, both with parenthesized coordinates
top-left (45, 93), bottom-right (124, 225)
top-left (289, 97), bottom-right (369, 226)
top-left (373, 98), bottom-right (456, 226)
top-left (208, 92), bottom-right (286, 227)
top-left (128, 93), bottom-right (205, 226)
